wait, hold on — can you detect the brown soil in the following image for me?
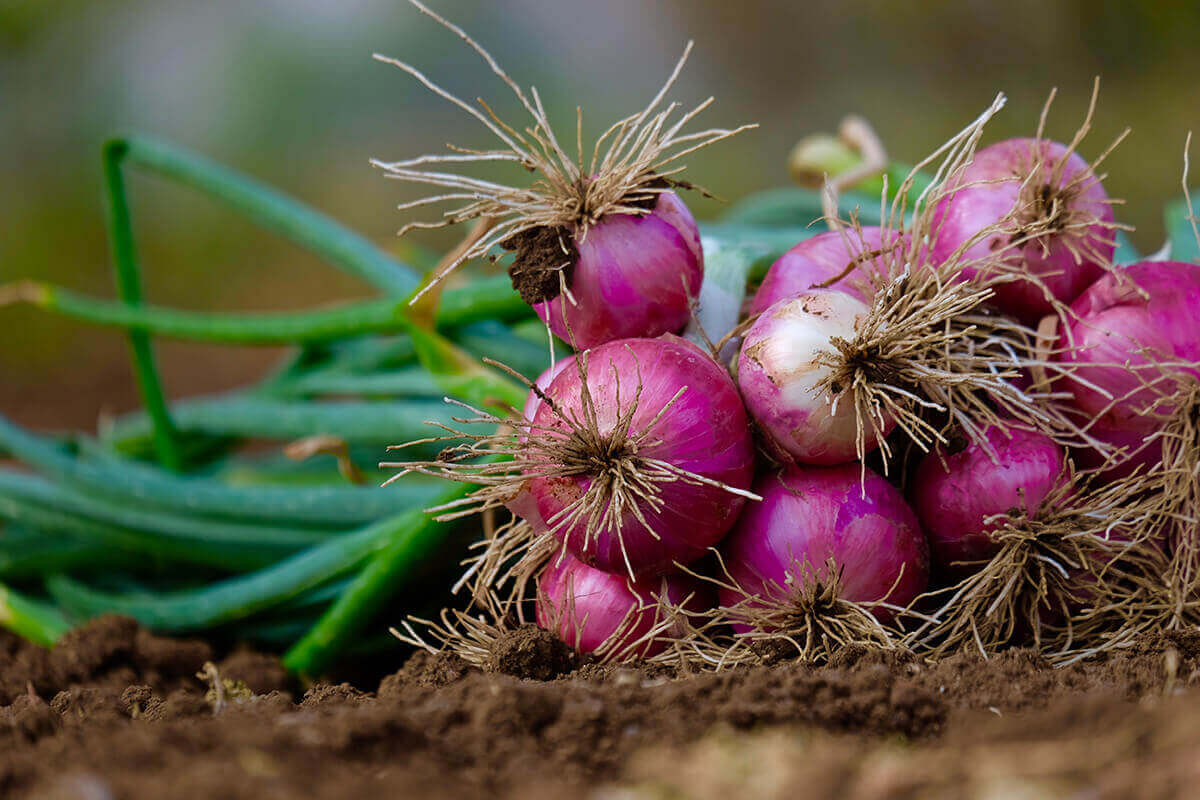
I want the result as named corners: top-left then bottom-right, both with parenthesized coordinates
top-left (502, 225), bottom-right (579, 306)
top-left (2, 617), bottom-right (1199, 799)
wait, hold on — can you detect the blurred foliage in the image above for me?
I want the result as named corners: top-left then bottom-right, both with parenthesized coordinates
top-left (2, 0), bottom-right (1199, 429)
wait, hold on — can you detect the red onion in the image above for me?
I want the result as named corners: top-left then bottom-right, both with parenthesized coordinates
top-left (911, 427), bottom-right (1066, 572)
top-left (737, 290), bottom-right (892, 464)
top-left (526, 335), bottom-right (756, 575)
top-left (1058, 261), bottom-right (1200, 473)
top-left (536, 552), bottom-right (711, 657)
top-left (749, 227), bottom-right (895, 314)
top-left (931, 138), bottom-right (1115, 322)
top-left (534, 191), bottom-right (703, 349)
top-left (718, 463), bottom-right (929, 623)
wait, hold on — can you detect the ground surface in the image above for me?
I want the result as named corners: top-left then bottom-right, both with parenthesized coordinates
top-left (2, 616), bottom-right (1198, 799)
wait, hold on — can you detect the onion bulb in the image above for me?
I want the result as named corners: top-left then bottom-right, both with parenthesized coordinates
top-left (749, 226), bottom-right (897, 315)
top-left (718, 463), bottom-right (929, 625)
top-left (738, 290), bottom-right (891, 464)
top-left (536, 552), bottom-right (711, 657)
top-left (911, 427), bottom-right (1067, 572)
top-left (931, 137), bottom-right (1116, 322)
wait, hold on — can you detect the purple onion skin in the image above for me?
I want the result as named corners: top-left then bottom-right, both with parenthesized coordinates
top-left (931, 138), bottom-right (1114, 322)
top-left (738, 290), bottom-right (891, 464)
top-left (521, 355), bottom-right (577, 424)
top-left (911, 427), bottom-right (1066, 572)
top-left (1058, 261), bottom-right (1200, 474)
top-left (528, 335), bottom-right (756, 576)
top-left (718, 464), bottom-right (929, 623)
top-left (536, 552), bottom-right (712, 656)
top-left (750, 227), bottom-right (895, 315)
top-left (535, 191), bottom-right (703, 350)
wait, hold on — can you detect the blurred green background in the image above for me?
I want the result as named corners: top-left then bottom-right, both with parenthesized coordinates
top-left (3, 0), bottom-right (1199, 431)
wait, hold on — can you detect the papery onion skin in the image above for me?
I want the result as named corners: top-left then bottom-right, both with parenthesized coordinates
top-left (535, 552), bottom-right (711, 656)
top-left (718, 463), bottom-right (929, 623)
top-left (528, 335), bottom-right (755, 576)
top-left (738, 290), bottom-right (891, 464)
top-left (749, 227), bottom-right (894, 314)
top-left (535, 191), bottom-right (703, 349)
top-left (522, 355), bottom-right (577, 424)
top-left (931, 138), bottom-right (1114, 322)
top-left (1058, 261), bottom-right (1200, 473)
top-left (911, 427), bottom-right (1066, 572)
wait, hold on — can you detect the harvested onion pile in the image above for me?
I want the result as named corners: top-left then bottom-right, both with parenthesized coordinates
top-left (2, 2), bottom-right (1199, 677)
top-left (385, 8), bottom-right (1200, 668)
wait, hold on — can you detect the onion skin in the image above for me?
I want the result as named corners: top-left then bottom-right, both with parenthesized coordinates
top-left (718, 463), bottom-right (929, 622)
top-left (931, 138), bottom-right (1114, 322)
top-left (522, 355), bottom-right (577, 424)
top-left (1058, 261), bottom-right (1200, 473)
top-left (749, 227), bottom-right (893, 314)
top-left (738, 290), bottom-right (891, 464)
top-left (535, 552), bottom-right (711, 657)
top-left (911, 427), bottom-right (1066, 572)
top-left (535, 191), bottom-right (703, 349)
top-left (528, 335), bottom-right (755, 576)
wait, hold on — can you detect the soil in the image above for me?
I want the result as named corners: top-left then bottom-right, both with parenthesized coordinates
top-left (2, 617), bottom-right (1200, 799)
top-left (502, 225), bottom-right (579, 306)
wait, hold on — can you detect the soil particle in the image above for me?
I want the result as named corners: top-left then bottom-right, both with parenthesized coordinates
top-left (0, 617), bottom-right (1198, 798)
top-left (484, 623), bottom-right (579, 680)
top-left (380, 649), bottom-right (474, 694)
top-left (216, 648), bottom-right (292, 695)
top-left (502, 225), bottom-right (578, 305)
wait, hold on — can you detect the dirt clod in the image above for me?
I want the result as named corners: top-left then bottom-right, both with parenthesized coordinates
top-left (484, 623), bottom-right (578, 680)
top-left (502, 224), bottom-right (579, 305)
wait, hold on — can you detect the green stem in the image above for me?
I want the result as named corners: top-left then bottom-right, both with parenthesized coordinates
top-left (103, 141), bottom-right (183, 472)
top-left (0, 413), bottom-right (445, 527)
top-left (103, 395), bottom-right (487, 450)
top-left (282, 482), bottom-right (473, 677)
top-left (45, 482), bottom-right (469, 632)
top-left (3, 274), bottom-right (530, 346)
top-left (0, 582), bottom-right (72, 647)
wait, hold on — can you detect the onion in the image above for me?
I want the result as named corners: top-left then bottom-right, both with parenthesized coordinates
top-left (536, 552), bottom-right (710, 657)
top-left (749, 227), bottom-right (896, 314)
top-left (1057, 261), bottom-right (1200, 473)
top-left (526, 335), bottom-right (757, 575)
top-left (718, 463), bottom-right (929, 624)
top-left (737, 290), bottom-right (892, 464)
top-left (532, 191), bottom-right (703, 349)
top-left (931, 138), bottom-right (1115, 321)
top-left (911, 427), bottom-right (1066, 572)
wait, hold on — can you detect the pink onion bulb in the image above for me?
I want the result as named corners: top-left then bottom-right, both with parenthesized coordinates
top-left (911, 427), bottom-right (1066, 572)
top-left (536, 552), bottom-right (711, 657)
top-left (738, 290), bottom-right (893, 464)
top-left (527, 335), bottom-right (756, 575)
top-left (718, 463), bottom-right (929, 623)
top-left (931, 138), bottom-right (1115, 322)
top-left (1058, 261), bottom-right (1200, 473)
top-left (534, 191), bottom-right (703, 349)
top-left (749, 226), bottom-right (895, 315)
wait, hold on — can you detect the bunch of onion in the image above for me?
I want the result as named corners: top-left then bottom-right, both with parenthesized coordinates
top-left (905, 426), bottom-right (1165, 660)
top-left (735, 94), bottom-right (1082, 472)
top-left (373, 1), bottom-right (753, 349)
